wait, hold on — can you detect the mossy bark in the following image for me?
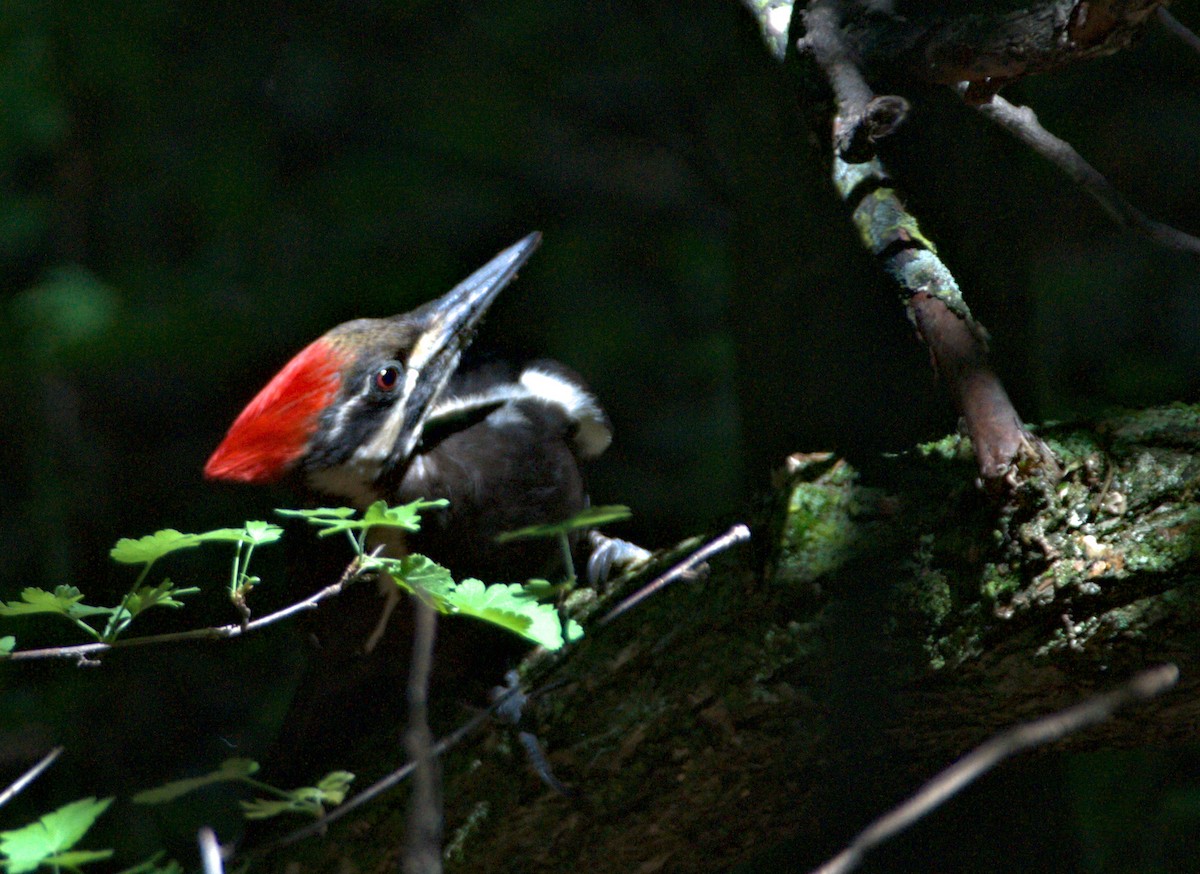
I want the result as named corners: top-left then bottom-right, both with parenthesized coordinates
top-left (262, 404), bottom-right (1200, 873)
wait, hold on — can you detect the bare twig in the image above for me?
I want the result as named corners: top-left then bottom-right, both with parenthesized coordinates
top-left (1158, 7), bottom-right (1200, 54)
top-left (250, 685), bottom-right (524, 857)
top-left (973, 91), bottom-right (1200, 255)
top-left (809, 663), bottom-right (1179, 874)
top-left (3, 552), bottom-right (372, 663)
top-left (403, 597), bottom-right (442, 874)
top-left (197, 827), bottom-right (224, 874)
top-left (0, 747), bottom-right (63, 808)
top-left (799, 1), bottom-right (909, 162)
top-left (598, 523), bottom-right (751, 626)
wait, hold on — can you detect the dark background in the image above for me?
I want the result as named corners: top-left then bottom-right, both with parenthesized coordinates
top-left (1, 1), bottom-right (1198, 871)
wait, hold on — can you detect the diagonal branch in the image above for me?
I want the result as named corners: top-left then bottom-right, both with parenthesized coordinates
top-left (809, 663), bottom-right (1179, 874)
top-left (798, 2), bottom-right (1052, 482)
top-left (1157, 7), bottom-right (1200, 55)
top-left (973, 91), bottom-right (1200, 256)
top-left (798, 1), bottom-right (910, 163)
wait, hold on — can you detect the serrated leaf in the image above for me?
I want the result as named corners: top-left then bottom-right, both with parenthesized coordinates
top-left (109, 530), bottom-right (200, 565)
top-left (123, 581), bottom-right (197, 617)
top-left (444, 580), bottom-right (582, 650)
top-left (370, 554), bottom-right (456, 601)
top-left (0, 588), bottom-right (109, 620)
top-left (277, 500), bottom-right (448, 539)
top-left (132, 758), bottom-right (259, 805)
top-left (192, 524), bottom-right (282, 547)
top-left (239, 770), bottom-right (354, 820)
top-left (313, 771), bottom-right (355, 806)
top-left (275, 506), bottom-right (356, 521)
top-left (0, 797), bottom-right (112, 874)
top-left (238, 798), bottom-right (296, 820)
top-left (41, 850), bottom-right (114, 869)
top-left (495, 505), bottom-right (632, 543)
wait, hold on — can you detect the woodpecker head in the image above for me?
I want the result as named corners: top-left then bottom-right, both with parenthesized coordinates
top-left (204, 233), bottom-right (543, 503)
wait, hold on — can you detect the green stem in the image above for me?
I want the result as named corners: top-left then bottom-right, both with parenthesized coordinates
top-left (102, 561), bottom-right (153, 642)
top-left (241, 776), bottom-right (295, 800)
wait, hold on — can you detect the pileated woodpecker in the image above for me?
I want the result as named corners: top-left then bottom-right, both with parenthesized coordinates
top-left (205, 233), bottom-right (632, 584)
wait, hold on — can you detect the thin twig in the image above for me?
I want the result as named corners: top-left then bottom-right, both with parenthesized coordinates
top-left (809, 663), bottom-right (1179, 874)
top-left (403, 596), bottom-right (442, 874)
top-left (250, 685), bottom-right (524, 857)
top-left (598, 524), bottom-right (751, 626)
top-left (3, 553), bottom-right (372, 663)
top-left (1158, 7), bottom-right (1200, 54)
top-left (973, 91), bottom-right (1200, 255)
top-left (197, 827), bottom-right (224, 874)
top-left (0, 747), bottom-right (63, 808)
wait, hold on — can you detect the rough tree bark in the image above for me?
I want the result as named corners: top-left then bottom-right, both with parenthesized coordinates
top-left (254, 404), bottom-right (1200, 873)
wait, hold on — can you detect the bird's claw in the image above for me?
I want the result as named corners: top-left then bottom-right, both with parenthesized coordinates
top-left (586, 531), bottom-right (651, 587)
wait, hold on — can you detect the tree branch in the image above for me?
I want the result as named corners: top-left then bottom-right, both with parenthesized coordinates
top-left (810, 663), bottom-right (1179, 874)
top-left (799, 1), bottom-right (910, 162)
top-left (1157, 6), bottom-right (1200, 55)
top-left (973, 91), bottom-right (1200, 256)
top-left (2, 553), bottom-right (371, 663)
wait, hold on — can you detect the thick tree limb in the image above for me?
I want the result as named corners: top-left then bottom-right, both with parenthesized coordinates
top-left (831, 157), bottom-right (1047, 480)
top-left (799, 2), bottom-right (910, 162)
top-left (253, 405), bottom-right (1200, 873)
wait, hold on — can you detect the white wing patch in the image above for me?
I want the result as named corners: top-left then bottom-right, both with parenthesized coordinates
top-left (520, 367), bottom-right (612, 458)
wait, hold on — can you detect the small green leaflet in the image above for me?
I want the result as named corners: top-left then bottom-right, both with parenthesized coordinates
top-left (370, 555), bottom-right (581, 649)
top-left (442, 580), bottom-right (582, 650)
top-left (368, 554), bottom-right (456, 600)
top-left (277, 499), bottom-right (448, 538)
top-left (0, 797), bottom-right (113, 874)
top-left (240, 771), bottom-right (354, 820)
top-left (495, 505), bottom-right (631, 543)
top-left (0, 587), bottom-right (109, 620)
top-left (0, 637), bottom-right (13, 655)
top-left (132, 758), bottom-right (259, 804)
top-left (111, 523), bottom-right (282, 565)
top-left (123, 581), bottom-right (200, 616)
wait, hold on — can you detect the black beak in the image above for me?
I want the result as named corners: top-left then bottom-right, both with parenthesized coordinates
top-left (391, 232), bottom-right (542, 464)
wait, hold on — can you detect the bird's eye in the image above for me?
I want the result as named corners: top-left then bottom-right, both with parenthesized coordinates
top-left (374, 365), bottom-right (402, 392)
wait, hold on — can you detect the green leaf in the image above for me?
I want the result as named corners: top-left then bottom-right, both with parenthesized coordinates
top-left (109, 530), bottom-right (200, 565)
top-left (192, 524), bottom-right (282, 547)
top-left (0, 588), bottom-right (109, 620)
top-left (443, 580), bottom-right (582, 650)
top-left (123, 581), bottom-right (198, 618)
top-left (0, 637), bottom-right (14, 655)
top-left (0, 797), bottom-right (112, 874)
top-left (369, 554), bottom-right (456, 602)
top-left (495, 505), bottom-right (632, 543)
top-left (41, 850), bottom-right (114, 870)
top-left (239, 771), bottom-right (355, 820)
top-left (277, 500), bottom-right (448, 539)
top-left (110, 523), bottom-right (282, 565)
top-left (132, 759), bottom-right (259, 805)
top-left (274, 506), bottom-right (356, 522)
top-left (313, 771), bottom-right (355, 806)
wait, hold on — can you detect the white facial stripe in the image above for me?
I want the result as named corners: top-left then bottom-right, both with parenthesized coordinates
top-left (356, 384), bottom-right (413, 467)
top-left (519, 367), bottom-right (612, 458)
top-left (426, 383), bottom-right (527, 426)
